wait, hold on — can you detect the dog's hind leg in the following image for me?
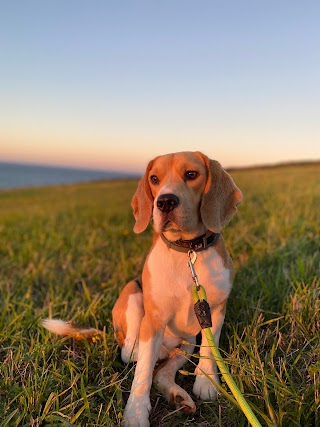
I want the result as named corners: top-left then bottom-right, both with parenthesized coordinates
top-left (154, 337), bottom-right (197, 414)
top-left (112, 278), bottom-right (144, 363)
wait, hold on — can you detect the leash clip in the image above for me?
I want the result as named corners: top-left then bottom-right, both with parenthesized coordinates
top-left (187, 250), bottom-right (200, 291)
top-left (187, 249), bottom-right (197, 265)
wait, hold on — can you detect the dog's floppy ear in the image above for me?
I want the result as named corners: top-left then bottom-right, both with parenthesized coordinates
top-left (131, 160), bottom-right (154, 233)
top-left (199, 154), bottom-right (242, 232)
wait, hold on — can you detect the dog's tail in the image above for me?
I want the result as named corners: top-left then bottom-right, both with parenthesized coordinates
top-left (42, 319), bottom-right (103, 342)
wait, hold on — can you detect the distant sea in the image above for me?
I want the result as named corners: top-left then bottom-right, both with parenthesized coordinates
top-left (0, 162), bottom-right (137, 190)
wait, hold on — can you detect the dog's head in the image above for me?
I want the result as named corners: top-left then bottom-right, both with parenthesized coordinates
top-left (132, 151), bottom-right (242, 240)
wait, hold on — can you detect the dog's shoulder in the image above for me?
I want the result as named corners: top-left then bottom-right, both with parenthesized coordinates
top-left (213, 235), bottom-right (235, 281)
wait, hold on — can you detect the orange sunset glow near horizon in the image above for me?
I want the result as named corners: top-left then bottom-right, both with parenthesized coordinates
top-left (1, 2), bottom-right (319, 174)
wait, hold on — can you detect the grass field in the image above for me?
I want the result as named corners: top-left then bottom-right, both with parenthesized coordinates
top-left (0, 164), bottom-right (319, 427)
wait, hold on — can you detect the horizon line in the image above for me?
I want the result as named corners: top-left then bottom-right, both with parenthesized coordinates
top-left (1, 157), bottom-right (319, 176)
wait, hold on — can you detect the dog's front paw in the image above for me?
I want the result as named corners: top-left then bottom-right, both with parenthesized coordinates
top-left (193, 374), bottom-right (219, 400)
top-left (122, 396), bottom-right (151, 427)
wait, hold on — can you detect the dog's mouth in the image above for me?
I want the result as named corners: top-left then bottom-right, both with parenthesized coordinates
top-left (163, 220), bottom-right (172, 230)
top-left (154, 207), bottom-right (196, 237)
top-left (162, 220), bottom-right (180, 233)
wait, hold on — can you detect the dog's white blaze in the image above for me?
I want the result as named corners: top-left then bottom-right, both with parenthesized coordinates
top-left (156, 184), bottom-right (175, 198)
top-left (152, 185), bottom-right (175, 232)
top-left (121, 292), bottom-right (144, 363)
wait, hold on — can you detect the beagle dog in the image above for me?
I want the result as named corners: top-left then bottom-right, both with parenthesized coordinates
top-left (112, 151), bottom-right (242, 427)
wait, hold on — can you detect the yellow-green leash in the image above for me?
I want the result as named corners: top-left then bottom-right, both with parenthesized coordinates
top-left (188, 250), bottom-right (262, 427)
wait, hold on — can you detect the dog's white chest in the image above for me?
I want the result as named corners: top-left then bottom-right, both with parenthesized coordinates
top-left (146, 240), bottom-right (232, 327)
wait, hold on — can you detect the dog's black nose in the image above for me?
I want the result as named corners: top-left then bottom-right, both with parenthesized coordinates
top-left (157, 194), bottom-right (179, 213)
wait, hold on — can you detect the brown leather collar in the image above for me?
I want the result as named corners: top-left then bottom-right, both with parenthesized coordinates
top-left (160, 230), bottom-right (220, 253)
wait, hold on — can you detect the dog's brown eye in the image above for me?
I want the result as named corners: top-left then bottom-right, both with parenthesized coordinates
top-left (185, 171), bottom-right (198, 181)
top-left (150, 175), bottom-right (159, 185)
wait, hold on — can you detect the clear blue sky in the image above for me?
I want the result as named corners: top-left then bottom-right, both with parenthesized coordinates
top-left (1, 1), bottom-right (319, 172)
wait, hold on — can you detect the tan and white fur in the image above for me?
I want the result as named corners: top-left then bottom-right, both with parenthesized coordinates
top-left (112, 151), bottom-right (242, 427)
